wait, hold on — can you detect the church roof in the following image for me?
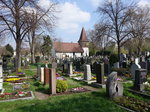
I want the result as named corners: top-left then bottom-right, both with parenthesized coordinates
top-left (78, 27), bottom-right (88, 42)
top-left (53, 42), bottom-right (83, 53)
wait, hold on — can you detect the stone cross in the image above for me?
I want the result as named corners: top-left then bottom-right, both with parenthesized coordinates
top-left (106, 72), bottom-right (123, 98)
top-left (84, 64), bottom-right (92, 81)
top-left (49, 68), bottom-right (56, 94)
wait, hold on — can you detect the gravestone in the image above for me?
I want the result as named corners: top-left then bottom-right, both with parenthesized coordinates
top-left (134, 69), bottom-right (147, 91)
top-left (113, 62), bottom-right (119, 68)
top-left (76, 60), bottom-right (81, 71)
top-left (139, 62), bottom-right (147, 69)
top-left (44, 68), bottom-right (50, 85)
top-left (68, 62), bottom-right (73, 76)
top-left (0, 61), bottom-right (3, 78)
top-left (104, 63), bottom-right (110, 76)
top-left (147, 59), bottom-right (150, 71)
top-left (49, 68), bottom-right (56, 94)
top-left (0, 79), bottom-right (3, 92)
top-left (84, 64), bottom-right (92, 81)
top-left (95, 63), bottom-right (104, 84)
top-left (131, 63), bottom-right (141, 79)
top-left (37, 65), bottom-right (41, 80)
top-left (135, 58), bottom-right (139, 64)
top-left (122, 61), bottom-right (127, 68)
top-left (40, 67), bottom-right (44, 83)
top-left (106, 72), bottom-right (123, 98)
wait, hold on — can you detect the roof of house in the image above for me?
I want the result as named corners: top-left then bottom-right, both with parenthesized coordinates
top-left (78, 27), bottom-right (89, 42)
top-left (53, 42), bottom-right (83, 53)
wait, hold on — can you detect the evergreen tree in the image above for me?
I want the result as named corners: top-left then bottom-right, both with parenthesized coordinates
top-left (41, 35), bottom-right (52, 59)
top-left (5, 44), bottom-right (14, 56)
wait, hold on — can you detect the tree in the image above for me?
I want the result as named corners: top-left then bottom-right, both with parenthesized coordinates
top-left (97, 0), bottom-right (134, 66)
top-left (0, 0), bottom-right (39, 70)
top-left (5, 44), bottom-right (14, 56)
top-left (128, 7), bottom-right (150, 56)
top-left (24, 2), bottom-right (57, 64)
top-left (41, 35), bottom-right (52, 60)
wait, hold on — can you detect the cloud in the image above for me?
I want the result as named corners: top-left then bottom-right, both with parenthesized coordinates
top-left (89, 0), bottom-right (103, 7)
top-left (138, 0), bottom-right (150, 7)
top-left (57, 2), bottom-right (91, 32)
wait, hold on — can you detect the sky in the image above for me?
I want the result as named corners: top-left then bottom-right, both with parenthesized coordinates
top-left (6, 0), bottom-right (150, 47)
top-left (52, 0), bottom-right (150, 42)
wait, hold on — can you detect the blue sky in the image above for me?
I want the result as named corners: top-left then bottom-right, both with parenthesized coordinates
top-left (53, 0), bottom-right (150, 43)
top-left (6, 0), bottom-right (150, 47)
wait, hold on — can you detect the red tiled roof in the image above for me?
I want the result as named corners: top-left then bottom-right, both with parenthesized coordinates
top-left (53, 42), bottom-right (83, 53)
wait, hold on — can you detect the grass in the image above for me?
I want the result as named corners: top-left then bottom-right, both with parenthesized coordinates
top-left (0, 90), bottom-right (126, 112)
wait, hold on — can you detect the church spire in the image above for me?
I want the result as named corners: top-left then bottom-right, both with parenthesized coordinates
top-left (78, 27), bottom-right (88, 42)
top-left (78, 27), bottom-right (89, 47)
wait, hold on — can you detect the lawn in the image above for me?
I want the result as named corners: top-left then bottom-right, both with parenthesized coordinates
top-left (0, 90), bottom-right (126, 112)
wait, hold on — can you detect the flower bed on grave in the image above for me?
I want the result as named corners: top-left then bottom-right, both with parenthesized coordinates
top-left (0, 91), bottom-right (33, 101)
top-left (4, 78), bottom-right (26, 83)
top-left (16, 72), bottom-right (26, 77)
top-left (114, 96), bottom-right (150, 112)
top-left (70, 87), bottom-right (89, 93)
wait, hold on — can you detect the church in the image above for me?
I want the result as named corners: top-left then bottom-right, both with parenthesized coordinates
top-left (53, 27), bottom-right (89, 59)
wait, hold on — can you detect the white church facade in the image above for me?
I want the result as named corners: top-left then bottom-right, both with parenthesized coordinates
top-left (53, 27), bottom-right (89, 59)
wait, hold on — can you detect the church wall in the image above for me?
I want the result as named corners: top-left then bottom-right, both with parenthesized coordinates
top-left (56, 52), bottom-right (82, 59)
top-left (82, 47), bottom-right (89, 56)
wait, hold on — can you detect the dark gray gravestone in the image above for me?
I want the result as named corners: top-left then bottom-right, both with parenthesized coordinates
top-left (139, 62), bottom-right (147, 69)
top-left (146, 60), bottom-right (150, 71)
top-left (122, 61), bottom-right (127, 68)
top-left (37, 65), bottom-right (41, 80)
top-left (104, 63), bottom-right (110, 76)
top-left (134, 69), bottom-right (147, 91)
top-left (106, 72), bottom-right (123, 98)
top-left (95, 63), bottom-right (104, 84)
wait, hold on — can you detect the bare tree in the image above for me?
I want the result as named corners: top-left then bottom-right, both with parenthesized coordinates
top-left (0, 0), bottom-right (39, 70)
top-left (24, 3), bottom-right (57, 64)
top-left (128, 7), bottom-right (150, 56)
top-left (97, 0), bottom-right (134, 65)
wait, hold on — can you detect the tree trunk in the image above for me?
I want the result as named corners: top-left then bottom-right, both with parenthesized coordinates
top-left (117, 42), bottom-right (121, 67)
top-left (15, 39), bottom-right (22, 71)
top-left (31, 47), bottom-right (35, 64)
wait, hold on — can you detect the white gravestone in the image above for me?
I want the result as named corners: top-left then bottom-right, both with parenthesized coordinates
top-left (131, 63), bottom-right (141, 79)
top-left (84, 64), bottom-right (92, 81)
top-left (40, 67), bottom-right (44, 83)
top-left (0, 65), bottom-right (2, 78)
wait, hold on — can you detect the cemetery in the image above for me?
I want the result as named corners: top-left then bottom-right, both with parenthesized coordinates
top-left (0, 0), bottom-right (150, 112)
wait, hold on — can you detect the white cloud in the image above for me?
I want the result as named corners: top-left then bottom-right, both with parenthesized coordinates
top-left (138, 0), bottom-right (150, 7)
top-left (89, 0), bottom-right (103, 7)
top-left (57, 2), bottom-right (91, 32)
top-left (38, 0), bottom-right (52, 9)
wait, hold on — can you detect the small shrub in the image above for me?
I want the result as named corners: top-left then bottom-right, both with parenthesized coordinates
top-left (110, 54), bottom-right (119, 65)
top-left (17, 68), bottom-right (22, 73)
top-left (56, 80), bottom-right (68, 93)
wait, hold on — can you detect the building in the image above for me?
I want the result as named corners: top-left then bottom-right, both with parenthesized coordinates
top-left (54, 27), bottom-right (89, 58)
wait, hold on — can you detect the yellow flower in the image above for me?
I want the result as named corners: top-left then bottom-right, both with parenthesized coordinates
top-left (5, 78), bottom-right (21, 81)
